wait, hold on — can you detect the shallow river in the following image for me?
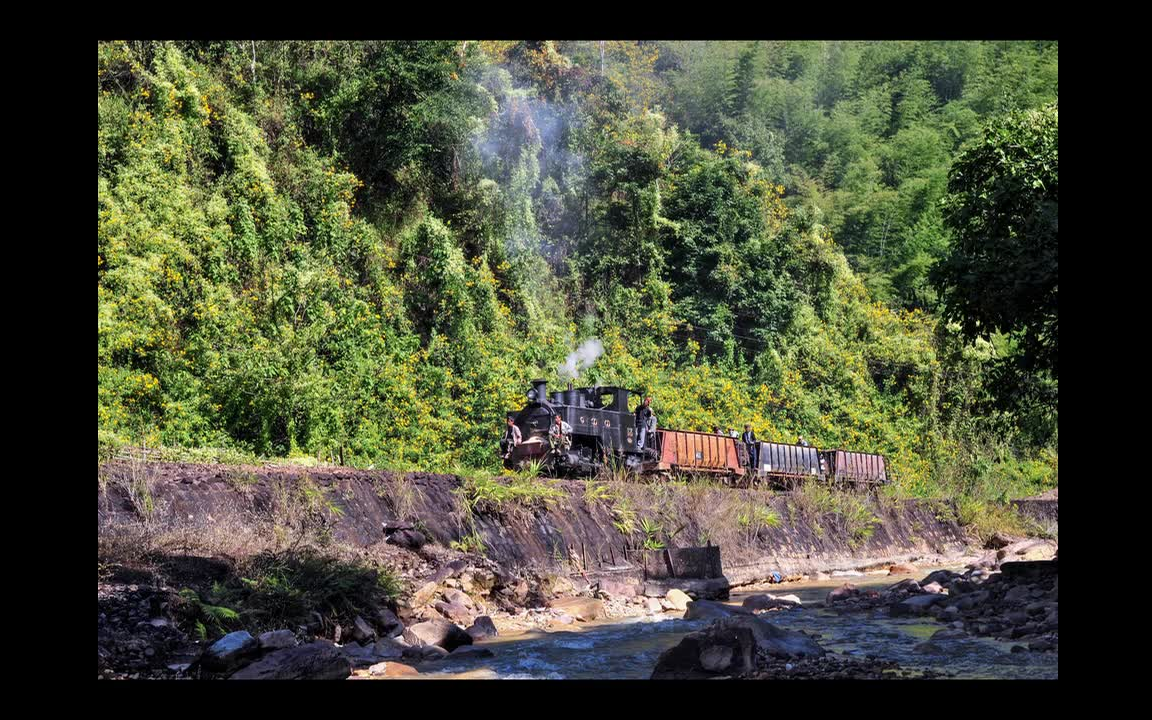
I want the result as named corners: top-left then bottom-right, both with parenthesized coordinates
top-left (417, 569), bottom-right (1058, 680)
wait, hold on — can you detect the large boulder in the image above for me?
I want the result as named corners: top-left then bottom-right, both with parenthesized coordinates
top-left (683, 600), bottom-right (750, 621)
top-left (548, 597), bottom-right (604, 622)
top-left (665, 589), bottom-right (692, 611)
top-left (202, 631), bottom-right (260, 673)
top-left (370, 638), bottom-right (406, 660)
top-left (411, 581), bottom-right (441, 608)
top-left (375, 608), bottom-right (404, 638)
top-left (885, 579), bottom-right (922, 596)
top-left (921, 570), bottom-right (962, 587)
top-left (651, 616), bottom-right (824, 679)
top-left (465, 616), bottom-right (498, 641)
top-left (742, 594), bottom-right (801, 612)
top-left (403, 618), bottom-right (473, 652)
top-left (230, 641), bottom-right (352, 680)
top-left (258, 630), bottom-right (297, 651)
top-left (443, 588), bottom-right (476, 609)
top-left (368, 661), bottom-right (419, 678)
top-left (350, 615), bottom-right (376, 643)
top-left (890, 594), bottom-right (947, 617)
top-left (387, 529), bottom-right (427, 550)
top-left (433, 600), bottom-right (474, 625)
top-left (827, 584), bottom-right (860, 603)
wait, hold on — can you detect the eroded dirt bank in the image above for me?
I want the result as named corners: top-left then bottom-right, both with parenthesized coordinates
top-left (99, 461), bottom-right (978, 579)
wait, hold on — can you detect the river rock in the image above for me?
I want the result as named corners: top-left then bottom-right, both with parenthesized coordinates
top-left (434, 600), bottom-right (474, 625)
top-left (952, 590), bottom-right (990, 611)
top-left (258, 630), bottom-right (297, 651)
top-left (645, 597), bottom-right (663, 614)
top-left (368, 661), bottom-right (419, 677)
top-left (375, 608), bottom-right (404, 638)
top-left (922, 582), bottom-right (944, 594)
top-left (666, 589), bottom-right (692, 611)
top-left (466, 616), bottom-right (498, 640)
top-left (651, 616), bottom-right (825, 679)
top-left (202, 631), bottom-right (260, 672)
top-left (403, 618), bottom-right (473, 652)
top-left (350, 615), bottom-right (377, 643)
top-left (888, 563), bottom-right (917, 575)
top-left (449, 645), bottom-right (495, 659)
top-left (370, 638), bottom-right (406, 660)
top-left (421, 645), bottom-right (450, 660)
top-left (742, 594), bottom-right (777, 611)
top-left (549, 597), bottom-right (603, 621)
top-left (388, 529), bottom-right (427, 550)
top-left (743, 594), bottom-right (801, 612)
top-left (230, 641), bottom-right (351, 680)
top-left (890, 594), bottom-right (947, 617)
top-left (947, 579), bottom-right (976, 595)
top-left (683, 600), bottom-right (750, 621)
top-left (443, 588), bottom-right (476, 609)
top-left (411, 581), bottom-right (441, 608)
top-left (887, 579), bottom-right (921, 595)
top-left (921, 570), bottom-right (962, 586)
top-left (1003, 585), bottom-right (1032, 604)
top-left (827, 584), bottom-right (860, 603)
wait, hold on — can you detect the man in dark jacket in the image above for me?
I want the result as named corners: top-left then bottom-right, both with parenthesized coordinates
top-left (636, 396), bottom-right (653, 452)
top-left (742, 424), bottom-right (759, 473)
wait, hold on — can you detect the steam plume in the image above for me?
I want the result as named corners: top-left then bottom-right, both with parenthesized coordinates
top-left (558, 338), bottom-right (604, 381)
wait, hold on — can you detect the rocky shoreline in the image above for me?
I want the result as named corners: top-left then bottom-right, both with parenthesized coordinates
top-left (98, 462), bottom-right (1057, 680)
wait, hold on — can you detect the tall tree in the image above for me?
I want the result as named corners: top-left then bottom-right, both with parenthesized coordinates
top-left (934, 102), bottom-right (1058, 382)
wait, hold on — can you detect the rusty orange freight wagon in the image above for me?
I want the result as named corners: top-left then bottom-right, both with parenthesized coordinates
top-left (644, 429), bottom-right (746, 479)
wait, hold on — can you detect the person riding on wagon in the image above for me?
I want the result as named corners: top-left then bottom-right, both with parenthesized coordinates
top-left (501, 416), bottom-right (522, 459)
top-left (549, 413), bottom-right (572, 454)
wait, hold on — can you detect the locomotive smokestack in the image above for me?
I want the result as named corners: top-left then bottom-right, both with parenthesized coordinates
top-left (530, 379), bottom-right (547, 404)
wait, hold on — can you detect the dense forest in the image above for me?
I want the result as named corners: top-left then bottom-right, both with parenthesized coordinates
top-left (98, 40), bottom-right (1057, 515)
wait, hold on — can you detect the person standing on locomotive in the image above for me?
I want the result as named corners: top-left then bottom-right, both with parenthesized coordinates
top-left (501, 416), bottom-right (522, 459)
top-left (549, 413), bottom-right (572, 454)
top-left (742, 423), bottom-right (758, 472)
top-left (635, 396), bottom-right (653, 451)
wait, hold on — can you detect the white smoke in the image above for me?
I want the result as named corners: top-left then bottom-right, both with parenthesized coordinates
top-left (558, 338), bottom-right (604, 381)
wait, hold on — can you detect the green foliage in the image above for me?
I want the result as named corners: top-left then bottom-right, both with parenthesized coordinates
top-left (935, 103), bottom-right (1058, 444)
top-left (215, 549), bottom-right (401, 634)
top-left (458, 474), bottom-right (564, 513)
top-left (450, 531), bottom-right (486, 554)
top-left (173, 588), bottom-right (240, 639)
top-left (98, 40), bottom-right (1056, 529)
top-left (640, 516), bottom-right (665, 550)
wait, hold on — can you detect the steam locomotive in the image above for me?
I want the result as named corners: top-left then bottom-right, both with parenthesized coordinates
top-left (502, 380), bottom-right (888, 487)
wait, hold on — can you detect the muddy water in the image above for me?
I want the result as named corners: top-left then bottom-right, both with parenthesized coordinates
top-left (417, 568), bottom-right (1058, 680)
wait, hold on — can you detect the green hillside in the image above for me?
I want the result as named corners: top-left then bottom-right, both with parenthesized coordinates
top-left (98, 40), bottom-right (1057, 518)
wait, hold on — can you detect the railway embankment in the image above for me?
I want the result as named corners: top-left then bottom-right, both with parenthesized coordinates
top-left (99, 461), bottom-right (984, 580)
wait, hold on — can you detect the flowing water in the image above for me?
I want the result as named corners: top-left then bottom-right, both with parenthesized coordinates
top-left (417, 568), bottom-right (1058, 680)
